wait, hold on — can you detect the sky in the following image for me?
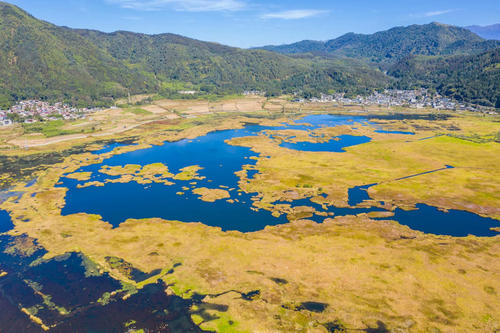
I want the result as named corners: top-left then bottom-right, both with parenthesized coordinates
top-left (6, 0), bottom-right (500, 48)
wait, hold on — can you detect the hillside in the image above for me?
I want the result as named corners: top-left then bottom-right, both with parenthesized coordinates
top-left (0, 1), bottom-right (498, 109)
top-left (73, 29), bottom-right (388, 97)
top-left (0, 1), bottom-right (388, 108)
top-left (258, 23), bottom-right (499, 64)
top-left (0, 2), bottom-right (164, 108)
top-left (466, 24), bottom-right (500, 41)
top-left (389, 48), bottom-right (500, 107)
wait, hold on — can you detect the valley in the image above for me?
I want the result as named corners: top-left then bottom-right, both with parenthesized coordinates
top-left (0, 1), bottom-right (499, 332)
top-left (0, 96), bottom-right (498, 332)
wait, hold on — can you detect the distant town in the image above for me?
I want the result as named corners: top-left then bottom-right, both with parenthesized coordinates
top-left (290, 89), bottom-right (499, 114)
top-left (0, 100), bottom-right (101, 126)
top-left (1, 89), bottom-right (497, 127)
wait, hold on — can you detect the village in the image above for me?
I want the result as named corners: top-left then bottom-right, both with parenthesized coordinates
top-left (295, 89), bottom-right (498, 114)
top-left (0, 100), bottom-right (100, 126)
top-left (1, 89), bottom-right (497, 128)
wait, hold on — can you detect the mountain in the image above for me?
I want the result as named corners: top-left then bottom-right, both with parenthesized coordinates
top-left (0, 2), bottom-right (157, 107)
top-left (258, 23), bottom-right (500, 64)
top-left (0, 1), bottom-right (388, 108)
top-left (257, 21), bottom-right (500, 107)
top-left (0, 1), bottom-right (498, 109)
top-left (466, 24), bottom-right (500, 41)
top-left (389, 48), bottom-right (500, 107)
top-left (72, 29), bottom-right (387, 97)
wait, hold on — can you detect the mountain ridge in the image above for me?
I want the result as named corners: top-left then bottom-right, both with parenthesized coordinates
top-left (0, 1), bottom-right (387, 108)
top-left (389, 48), bottom-right (500, 107)
top-left (257, 22), bottom-right (500, 64)
top-left (465, 24), bottom-right (500, 41)
top-left (0, 1), bottom-right (498, 108)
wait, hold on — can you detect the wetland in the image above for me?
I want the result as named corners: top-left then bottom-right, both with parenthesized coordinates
top-left (0, 104), bottom-right (499, 332)
top-left (58, 115), bottom-right (499, 236)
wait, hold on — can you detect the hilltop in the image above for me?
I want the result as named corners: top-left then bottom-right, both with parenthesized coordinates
top-left (257, 22), bottom-right (499, 64)
top-left (0, 1), bottom-right (386, 108)
top-left (466, 24), bottom-right (500, 41)
top-left (389, 48), bottom-right (500, 107)
top-left (0, 1), bottom-right (499, 108)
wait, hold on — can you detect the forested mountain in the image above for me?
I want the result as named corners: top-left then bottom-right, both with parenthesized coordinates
top-left (257, 22), bottom-right (500, 107)
top-left (0, 1), bottom-right (498, 109)
top-left (0, 2), bottom-right (157, 107)
top-left (466, 24), bottom-right (500, 41)
top-left (389, 48), bottom-right (500, 107)
top-left (0, 1), bottom-right (387, 108)
top-left (258, 23), bottom-right (499, 64)
top-left (73, 29), bottom-right (388, 97)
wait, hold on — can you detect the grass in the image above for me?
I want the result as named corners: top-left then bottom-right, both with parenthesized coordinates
top-left (22, 120), bottom-right (87, 137)
top-left (1, 107), bottom-right (499, 332)
top-left (124, 108), bottom-right (153, 116)
top-left (228, 117), bottom-right (500, 219)
top-left (192, 187), bottom-right (230, 202)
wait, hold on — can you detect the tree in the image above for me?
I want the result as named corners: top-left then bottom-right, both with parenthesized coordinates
top-left (0, 95), bottom-right (13, 109)
top-left (7, 113), bottom-right (22, 123)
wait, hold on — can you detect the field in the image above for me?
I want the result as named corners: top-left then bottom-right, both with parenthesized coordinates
top-left (0, 96), bottom-right (499, 332)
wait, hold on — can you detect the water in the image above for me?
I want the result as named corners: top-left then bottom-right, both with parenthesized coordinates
top-left (91, 141), bottom-right (135, 155)
top-left (0, 235), bottom-right (207, 332)
top-left (59, 115), bottom-right (499, 237)
top-left (294, 114), bottom-right (359, 127)
top-left (61, 179), bottom-right (289, 231)
top-left (25, 178), bottom-right (37, 188)
top-left (348, 184), bottom-right (376, 207)
top-left (0, 210), bottom-right (13, 233)
top-left (279, 135), bottom-right (371, 152)
top-left (61, 125), bottom-right (293, 232)
top-left (286, 193), bottom-right (499, 237)
top-left (394, 165), bottom-right (454, 181)
top-left (388, 204), bottom-right (500, 237)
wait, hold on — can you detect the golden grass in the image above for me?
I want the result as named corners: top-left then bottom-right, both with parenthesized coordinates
top-left (192, 187), bottom-right (230, 202)
top-left (0, 104), bottom-right (499, 332)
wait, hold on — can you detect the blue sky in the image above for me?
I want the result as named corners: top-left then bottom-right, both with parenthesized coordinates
top-left (6, 0), bottom-right (500, 48)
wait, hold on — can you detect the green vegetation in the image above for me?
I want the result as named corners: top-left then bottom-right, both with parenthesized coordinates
top-left (389, 48), bottom-right (500, 106)
top-left (0, 3), bottom-right (156, 108)
top-left (259, 22), bottom-right (499, 64)
top-left (0, 1), bottom-right (387, 106)
top-left (22, 120), bottom-right (92, 137)
top-left (77, 29), bottom-right (385, 96)
top-left (258, 22), bottom-right (500, 106)
top-left (125, 108), bottom-right (153, 116)
top-left (1, 2), bottom-right (499, 107)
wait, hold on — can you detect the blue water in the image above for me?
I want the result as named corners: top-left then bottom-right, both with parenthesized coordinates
top-left (395, 165), bottom-right (454, 181)
top-left (25, 178), bottom-right (37, 188)
top-left (59, 114), bottom-right (499, 236)
top-left (280, 135), bottom-right (371, 152)
top-left (0, 210), bottom-right (13, 233)
top-left (285, 193), bottom-right (499, 237)
top-left (91, 142), bottom-right (132, 155)
top-left (61, 124), bottom-right (296, 232)
top-left (388, 204), bottom-right (500, 237)
top-left (294, 114), bottom-right (358, 127)
top-left (348, 184), bottom-right (376, 207)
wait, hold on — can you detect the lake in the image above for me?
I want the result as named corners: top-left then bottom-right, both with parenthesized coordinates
top-left (58, 115), bottom-right (499, 237)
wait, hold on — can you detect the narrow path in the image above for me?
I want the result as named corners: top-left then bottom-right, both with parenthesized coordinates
top-left (393, 165), bottom-right (454, 182)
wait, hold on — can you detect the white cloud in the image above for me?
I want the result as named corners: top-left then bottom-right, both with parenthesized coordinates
top-left (106, 0), bottom-right (245, 12)
top-left (261, 9), bottom-right (328, 20)
top-left (423, 9), bottom-right (456, 17)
